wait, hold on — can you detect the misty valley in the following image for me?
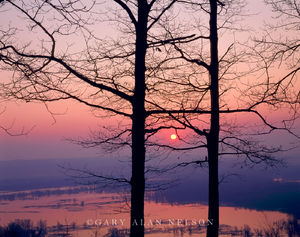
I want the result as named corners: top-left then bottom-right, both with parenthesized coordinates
top-left (0, 158), bottom-right (299, 236)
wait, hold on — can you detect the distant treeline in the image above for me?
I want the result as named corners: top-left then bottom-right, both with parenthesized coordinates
top-left (0, 186), bottom-right (98, 201)
top-left (0, 219), bottom-right (47, 237)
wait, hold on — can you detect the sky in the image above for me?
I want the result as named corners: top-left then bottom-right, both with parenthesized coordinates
top-left (0, 0), bottom-right (299, 162)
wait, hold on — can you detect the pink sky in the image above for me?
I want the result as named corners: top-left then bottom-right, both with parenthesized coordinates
top-left (0, 0), bottom-right (299, 161)
top-left (1, 98), bottom-right (299, 161)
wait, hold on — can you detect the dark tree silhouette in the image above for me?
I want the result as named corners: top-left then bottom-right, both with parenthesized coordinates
top-left (142, 1), bottom-right (299, 236)
top-left (257, 0), bottom-right (299, 102)
top-left (0, 0), bottom-right (199, 236)
top-left (1, 1), bottom-right (299, 237)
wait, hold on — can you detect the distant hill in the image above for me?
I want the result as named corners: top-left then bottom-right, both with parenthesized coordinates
top-left (0, 157), bottom-right (299, 219)
top-left (0, 157), bottom-right (130, 191)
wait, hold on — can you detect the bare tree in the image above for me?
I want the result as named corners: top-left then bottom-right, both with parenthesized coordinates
top-left (257, 0), bottom-right (300, 104)
top-left (1, 1), bottom-right (298, 237)
top-left (0, 0), bottom-right (198, 236)
top-left (141, 1), bottom-right (299, 236)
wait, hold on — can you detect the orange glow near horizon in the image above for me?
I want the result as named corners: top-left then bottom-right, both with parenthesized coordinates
top-left (1, 0), bottom-right (299, 161)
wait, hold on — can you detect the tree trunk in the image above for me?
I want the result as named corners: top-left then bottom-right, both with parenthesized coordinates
top-left (130, 107), bottom-right (146, 237)
top-left (206, 0), bottom-right (220, 237)
top-left (130, 1), bottom-right (148, 237)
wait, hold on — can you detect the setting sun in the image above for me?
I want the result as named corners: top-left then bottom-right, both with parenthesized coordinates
top-left (170, 134), bottom-right (177, 140)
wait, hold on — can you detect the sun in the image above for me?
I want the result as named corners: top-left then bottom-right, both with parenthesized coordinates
top-left (170, 134), bottom-right (177, 140)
